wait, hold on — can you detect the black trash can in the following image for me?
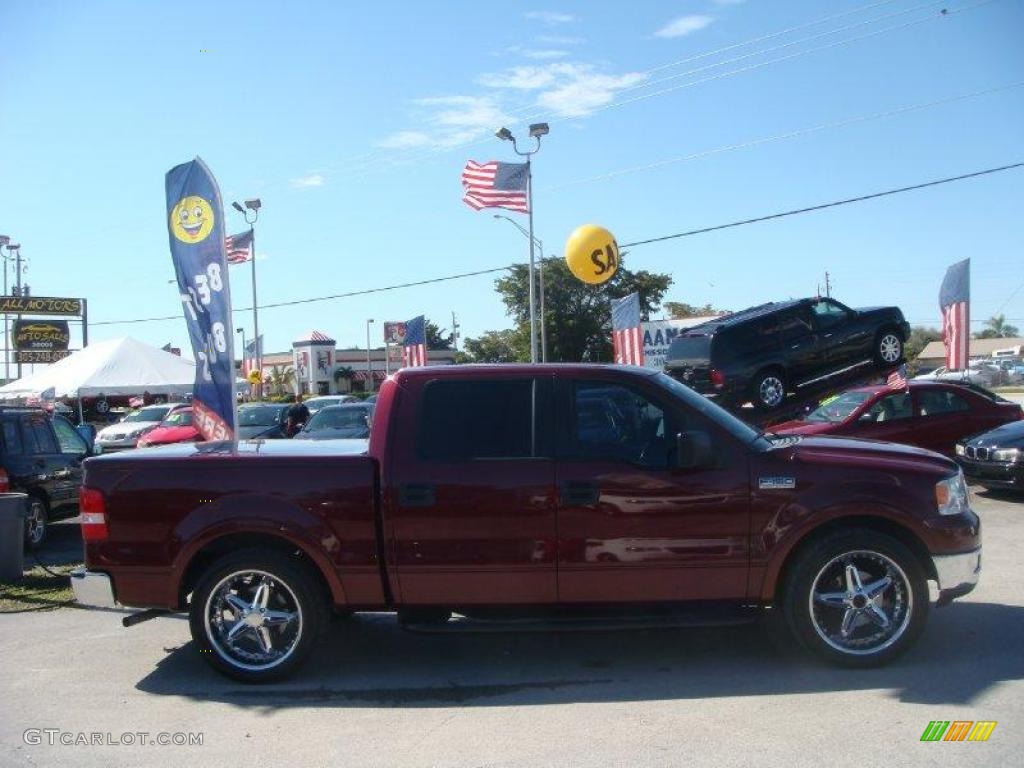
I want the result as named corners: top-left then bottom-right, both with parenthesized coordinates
top-left (0, 493), bottom-right (28, 581)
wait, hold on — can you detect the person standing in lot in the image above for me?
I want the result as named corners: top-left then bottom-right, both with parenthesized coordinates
top-left (285, 394), bottom-right (310, 438)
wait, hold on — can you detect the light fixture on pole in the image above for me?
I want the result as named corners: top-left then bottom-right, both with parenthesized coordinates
top-left (493, 214), bottom-right (547, 363)
top-left (494, 123), bottom-right (550, 364)
top-left (231, 198), bottom-right (262, 399)
top-left (365, 319), bottom-right (375, 393)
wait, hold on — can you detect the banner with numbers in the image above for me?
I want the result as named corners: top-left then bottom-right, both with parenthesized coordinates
top-left (165, 157), bottom-right (237, 440)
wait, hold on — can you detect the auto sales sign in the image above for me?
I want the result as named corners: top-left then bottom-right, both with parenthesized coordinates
top-left (13, 320), bottom-right (70, 352)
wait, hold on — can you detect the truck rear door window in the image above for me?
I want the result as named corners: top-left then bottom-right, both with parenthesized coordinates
top-left (1, 419), bottom-right (23, 455)
top-left (418, 379), bottom-right (538, 460)
top-left (21, 414), bottom-right (58, 454)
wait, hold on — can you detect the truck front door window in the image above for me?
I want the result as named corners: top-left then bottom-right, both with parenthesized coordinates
top-left (573, 382), bottom-right (673, 468)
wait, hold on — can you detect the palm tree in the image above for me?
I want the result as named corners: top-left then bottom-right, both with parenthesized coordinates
top-left (976, 314), bottom-right (1021, 339)
top-left (333, 366), bottom-right (355, 393)
top-left (267, 365), bottom-right (295, 396)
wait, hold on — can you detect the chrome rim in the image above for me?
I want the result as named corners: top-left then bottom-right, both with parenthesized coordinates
top-left (204, 569), bottom-right (303, 671)
top-left (26, 502), bottom-right (45, 547)
top-left (759, 376), bottom-right (785, 408)
top-left (809, 550), bottom-right (912, 656)
top-left (879, 334), bottom-right (902, 363)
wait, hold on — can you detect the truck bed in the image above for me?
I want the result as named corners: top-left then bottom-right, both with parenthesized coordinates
top-left (82, 440), bottom-right (384, 609)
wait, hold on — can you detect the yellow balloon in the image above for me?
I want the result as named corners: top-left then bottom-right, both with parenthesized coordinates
top-left (565, 224), bottom-right (619, 285)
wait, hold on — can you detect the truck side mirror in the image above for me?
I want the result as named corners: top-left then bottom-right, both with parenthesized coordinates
top-left (676, 430), bottom-right (713, 469)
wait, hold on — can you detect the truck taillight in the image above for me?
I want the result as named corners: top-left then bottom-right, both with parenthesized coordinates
top-left (0, 467), bottom-right (8, 493)
top-left (710, 369), bottom-right (726, 389)
top-left (79, 487), bottom-right (108, 541)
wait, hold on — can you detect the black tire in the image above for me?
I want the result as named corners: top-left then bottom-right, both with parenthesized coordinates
top-left (188, 549), bottom-right (328, 682)
top-left (24, 497), bottom-right (48, 550)
top-left (750, 368), bottom-right (787, 411)
top-left (781, 529), bottom-right (928, 667)
top-left (874, 330), bottom-right (904, 366)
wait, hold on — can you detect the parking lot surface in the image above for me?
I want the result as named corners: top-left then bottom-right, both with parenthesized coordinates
top-left (1, 488), bottom-right (1021, 768)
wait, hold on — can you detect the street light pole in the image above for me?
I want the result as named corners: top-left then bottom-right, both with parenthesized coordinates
top-left (236, 327), bottom-right (246, 397)
top-left (0, 235), bottom-right (10, 382)
top-left (493, 214), bottom-right (547, 362)
top-left (366, 319), bottom-right (375, 393)
top-left (495, 122), bottom-right (549, 364)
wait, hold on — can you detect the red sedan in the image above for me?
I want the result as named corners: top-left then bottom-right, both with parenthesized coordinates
top-left (136, 407), bottom-right (200, 447)
top-left (773, 381), bottom-right (1022, 456)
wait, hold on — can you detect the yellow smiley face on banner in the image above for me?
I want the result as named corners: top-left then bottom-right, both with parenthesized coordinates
top-left (170, 195), bottom-right (215, 243)
top-left (565, 224), bottom-right (619, 285)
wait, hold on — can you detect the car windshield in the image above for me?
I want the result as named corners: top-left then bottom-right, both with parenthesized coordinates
top-left (305, 398), bottom-right (339, 413)
top-left (238, 405), bottom-right (283, 426)
top-left (161, 409), bottom-right (192, 427)
top-left (305, 406), bottom-right (370, 432)
top-left (805, 391), bottom-right (874, 423)
top-left (123, 406), bottom-right (171, 423)
top-left (653, 372), bottom-right (765, 447)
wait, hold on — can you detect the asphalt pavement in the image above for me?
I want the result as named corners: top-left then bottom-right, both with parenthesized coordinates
top-left (1, 489), bottom-right (1022, 768)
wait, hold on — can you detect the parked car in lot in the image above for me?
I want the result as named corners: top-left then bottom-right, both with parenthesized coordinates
top-left (1, 406), bottom-right (95, 547)
top-left (236, 403), bottom-right (291, 440)
top-left (136, 407), bottom-right (200, 448)
top-left (956, 420), bottom-right (1024, 491)
top-left (664, 297), bottom-right (910, 411)
top-left (914, 362), bottom-right (997, 387)
top-left (773, 381), bottom-right (1022, 456)
top-left (72, 365), bottom-right (981, 682)
top-left (294, 403), bottom-right (373, 440)
top-left (95, 403), bottom-right (187, 451)
top-left (304, 395), bottom-right (360, 415)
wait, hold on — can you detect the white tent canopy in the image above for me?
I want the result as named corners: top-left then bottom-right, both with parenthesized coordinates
top-left (0, 337), bottom-right (195, 399)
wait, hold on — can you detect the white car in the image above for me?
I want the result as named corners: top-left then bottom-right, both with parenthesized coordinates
top-left (913, 366), bottom-right (993, 386)
top-left (303, 395), bottom-right (360, 415)
top-left (95, 403), bottom-right (187, 451)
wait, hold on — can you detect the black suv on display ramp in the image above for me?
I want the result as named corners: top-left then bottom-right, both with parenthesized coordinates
top-left (664, 296), bottom-right (910, 411)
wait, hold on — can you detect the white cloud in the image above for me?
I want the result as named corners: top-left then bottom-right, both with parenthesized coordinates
top-left (375, 130), bottom-right (432, 149)
top-left (536, 70), bottom-right (648, 117)
top-left (654, 14), bottom-right (714, 38)
top-left (525, 10), bottom-right (575, 25)
top-left (512, 47), bottom-right (571, 60)
top-left (536, 35), bottom-right (585, 45)
top-left (713, 0), bottom-right (745, 5)
top-left (290, 173), bottom-right (325, 188)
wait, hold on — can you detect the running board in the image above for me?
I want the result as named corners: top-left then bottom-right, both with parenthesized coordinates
top-left (402, 610), bottom-right (756, 634)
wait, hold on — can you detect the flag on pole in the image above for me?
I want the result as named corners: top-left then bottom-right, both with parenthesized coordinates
top-left (939, 258), bottom-right (970, 370)
top-left (242, 334), bottom-right (262, 377)
top-left (461, 161), bottom-right (529, 213)
top-left (886, 363), bottom-right (909, 390)
top-left (402, 315), bottom-right (427, 367)
top-left (225, 230), bottom-right (254, 264)
top-left (611, 293), bottom-right (644, 366)
top-left (165, 157), bottom-right (237, 441)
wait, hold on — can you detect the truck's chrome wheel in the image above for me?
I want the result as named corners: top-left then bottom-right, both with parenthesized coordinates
top-left (809, 550), bottom-right (911, 656)
top-left (25, 500), bottom-right (46, 548)
top-left (204, 570), bottom-right (303, 672)
top-left (878, 334), bottom-right (902, 363)
top-left (759, 376), bottom-right (785, 408)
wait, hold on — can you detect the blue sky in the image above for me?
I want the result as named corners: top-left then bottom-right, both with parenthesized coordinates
top-left (1, 0), bottom-right (1022, 359)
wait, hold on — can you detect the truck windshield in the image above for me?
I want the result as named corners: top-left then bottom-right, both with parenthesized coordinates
top-left (653, 372), bottom-right (766, 447)
top-left (239, 405), bottom-right (282, 426)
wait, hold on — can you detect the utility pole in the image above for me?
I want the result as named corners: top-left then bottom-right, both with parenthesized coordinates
top-left (451, 311), bottom-right (460, 353)
top-left (13, 245), bottom-right (23, 379)
top-left (825, 271), bottom-right (832, 298)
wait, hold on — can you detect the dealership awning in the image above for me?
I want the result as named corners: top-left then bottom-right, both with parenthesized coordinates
top-left (0, 337), bottom-right (196, 399)
top-left (351, 370), bottom-right (387, 382)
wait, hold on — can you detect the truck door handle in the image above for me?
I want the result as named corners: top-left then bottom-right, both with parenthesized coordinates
top-left (399, 483), bottom-right (436, 507)
top-left (560, 481), bottom-right (601, 506)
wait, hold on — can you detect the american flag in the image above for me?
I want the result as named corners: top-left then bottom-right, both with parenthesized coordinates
top-left (462, 161), bottom-right (529, 213)
top-left (225, 229), bottom-right (254, 264)
top-left (242, 334), bottom-right (262, 378)
top-left (402, 315), bottom-right (428, 367)
top-left (939, 258), bottom-right (970, 370)
top-left (886, 363), bottom-right (909, 390)
top-left (611, 292), bottom-right (644, 366)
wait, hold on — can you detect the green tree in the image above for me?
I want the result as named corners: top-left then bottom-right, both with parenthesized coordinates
top-left (425, 320), bottom-right (454, 350)
top-left (974, 314), bottom-right (1020, 339)
top-left (663, 301), bottom-right (730, 319)
top-left (494, 259), bottom-right (673, 362)
top-left (267, 365), bottom-right (295, 397)
top-left (461, 328), bottom-right (530, 363)
top-left (905, 326), bottom-right (942, 365)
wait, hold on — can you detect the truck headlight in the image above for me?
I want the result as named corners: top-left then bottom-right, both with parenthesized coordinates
top-left (935, 471), bottom-right (970, 516)
top-left (955, 443), bottom-right (966, 457)
top-left (993, 447), bottom-right (1020, 463)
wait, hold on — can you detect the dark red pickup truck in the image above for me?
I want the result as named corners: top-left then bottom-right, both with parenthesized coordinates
top-left (72, 365), bottom-right (981, 681)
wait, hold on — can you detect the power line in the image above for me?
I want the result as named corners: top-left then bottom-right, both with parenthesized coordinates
top-left (92, 161), bottom-right (1024, 327)
top-left (548, 81), bottom-right (1024, 191)
top-left (620, 162), bottom-right (1024, 248)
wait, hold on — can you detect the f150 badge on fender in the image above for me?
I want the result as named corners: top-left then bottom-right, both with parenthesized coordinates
top-left (759, 477), bottom-right (796, 490)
